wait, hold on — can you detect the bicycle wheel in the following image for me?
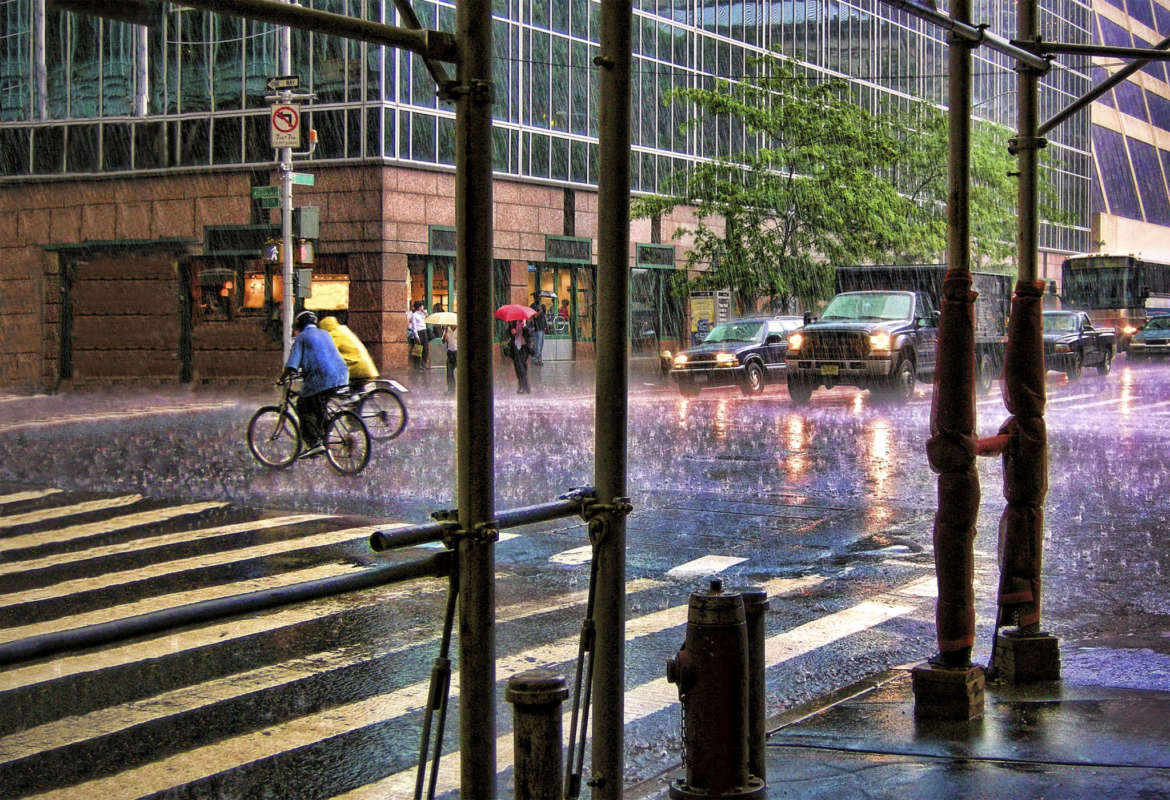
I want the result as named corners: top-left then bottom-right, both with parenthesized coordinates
top-left (247, 406), bottom-right (301, 468)
top-left (324, 410), bottom-right (371, 475)
top-left (358, 388), bottom-right (408, 440)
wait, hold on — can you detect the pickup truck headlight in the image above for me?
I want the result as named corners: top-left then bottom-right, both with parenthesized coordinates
top-left (869, 332), bottom-right (892, 352)
top-left (1054, 343), bottom-right (1071, 353)
top-left (787, 332), bottom-right (803, 351)
top-left (715, 352), bottom-right (737, 365)
top-left (673, 353), bottom-right (688, 367)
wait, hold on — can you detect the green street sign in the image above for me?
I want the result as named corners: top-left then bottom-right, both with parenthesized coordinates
top-left (290, 172), bottom-right (315, 186)
top-left (258, 197), bottom-right (282, 209)
top-left (250, 185), bottom-right (280, 199)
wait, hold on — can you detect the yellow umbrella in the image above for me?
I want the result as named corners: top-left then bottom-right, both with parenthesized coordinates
top-left (425, 311), bottom-right (458, 325)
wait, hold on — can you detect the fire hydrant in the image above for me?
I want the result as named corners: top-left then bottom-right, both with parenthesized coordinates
top-left (666, 579), bottom-right (765, 799)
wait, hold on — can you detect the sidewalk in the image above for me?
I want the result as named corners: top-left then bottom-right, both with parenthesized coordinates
top-left (632, 668), bottom-right (1170, 799)
top-left (397, 354), bottom-right (671, 398)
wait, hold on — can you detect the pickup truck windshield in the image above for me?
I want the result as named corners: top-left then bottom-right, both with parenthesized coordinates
top-left (1043, 313), bottom-right (1076, 332)
top-left (820, 292), bottom-right (912, 322)
top-left (702, 320), bottom-right (764, 343)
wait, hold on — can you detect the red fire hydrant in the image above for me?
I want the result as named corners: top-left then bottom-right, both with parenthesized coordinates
top-left (666, 579), bottom-right (765, 799)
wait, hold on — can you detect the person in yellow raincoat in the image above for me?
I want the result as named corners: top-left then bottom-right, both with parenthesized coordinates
top-left (318, 315), bottom-right (379, 390)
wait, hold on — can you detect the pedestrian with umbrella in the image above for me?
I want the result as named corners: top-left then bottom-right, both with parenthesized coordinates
top-left (426, 310), bottom-right (459, 394)
top-left (495, 304), bottom-right (536, 393)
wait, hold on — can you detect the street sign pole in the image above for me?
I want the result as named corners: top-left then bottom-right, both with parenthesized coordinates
top-left (279, 17), bottom-right (294, 360)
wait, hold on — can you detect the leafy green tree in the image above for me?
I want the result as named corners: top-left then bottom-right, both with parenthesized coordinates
top-left (632, 55), bottom-right (1021, 313)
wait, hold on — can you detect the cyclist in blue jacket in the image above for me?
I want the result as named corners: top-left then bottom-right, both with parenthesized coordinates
top-left (282, 310), bottom-right (349, 458)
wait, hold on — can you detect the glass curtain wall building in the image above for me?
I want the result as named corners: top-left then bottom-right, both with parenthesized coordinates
top-left (1089, 0), bottom-right (1170, 261)
top-left (1, 0), bottom-right (1092, 263)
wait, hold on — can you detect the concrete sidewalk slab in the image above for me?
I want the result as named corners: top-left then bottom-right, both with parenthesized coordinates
top-left (636, 670), bottom-right (1170, 799)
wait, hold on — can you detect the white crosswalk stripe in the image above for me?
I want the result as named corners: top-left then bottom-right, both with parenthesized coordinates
top-left (0, 487), bottom-right (936, 800)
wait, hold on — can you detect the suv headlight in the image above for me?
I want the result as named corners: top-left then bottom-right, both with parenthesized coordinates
top-left (869, 332), bottom-right (892, 352)
top-left (715, 352), bottom-right (737, 365)
top-left (673, 353), bottom-right (688, 367)
top-left (1054, 343), bottom-right (1071, 353)
top-left (787, 332), bottom-right (803, 351)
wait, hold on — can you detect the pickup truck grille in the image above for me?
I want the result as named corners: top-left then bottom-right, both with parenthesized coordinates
top-left (800, 331), bottom-right (869, 360)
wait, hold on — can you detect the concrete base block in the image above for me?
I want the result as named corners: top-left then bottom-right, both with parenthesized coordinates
top-left (911, 662), bottom-right (985, 721)
top-left (995, 630), bottom-right (1061, 684)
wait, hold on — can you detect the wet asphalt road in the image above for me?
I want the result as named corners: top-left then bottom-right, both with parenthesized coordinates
top-left (0, 358), bottom-right (1168, 798)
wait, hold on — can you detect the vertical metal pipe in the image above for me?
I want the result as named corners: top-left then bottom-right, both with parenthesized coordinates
top-left (593, 0), bottom-right (632, 794)
top-left (1017, 5), bottom-right (1041, 286)
top-left (455, 0), bottom-right (497, 791)
top-left (926, 0), bottom-right (980, 666)
top-left (741, 588), bottom-right (768, 785)
top-left (992, 0), bottom-right (1050, 641)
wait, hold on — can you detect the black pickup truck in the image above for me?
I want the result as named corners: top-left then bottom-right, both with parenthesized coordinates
top-left (784, 265), bottom-right (1012, 405)
top-left (1042, 310), bottom-right (1115, 378)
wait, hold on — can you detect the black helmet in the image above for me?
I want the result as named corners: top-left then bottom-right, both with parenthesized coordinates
top-left (294, 310), bottom-right (318, 330)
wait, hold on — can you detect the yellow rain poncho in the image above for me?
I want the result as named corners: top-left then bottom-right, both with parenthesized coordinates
top-left (318, 316), bottom-right (379, 380)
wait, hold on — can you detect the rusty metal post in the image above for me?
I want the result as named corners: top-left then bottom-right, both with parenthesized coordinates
top-left (592, 0), bottom-right (632, 794)
top-left (741, 588), bottom-right (768, 786)
top-left (454, 0), bottom-right (497, 789)
top-left (991, 0), bottom-right (1060, 683)
top-left (507, 670), bottom-right (568, 800)
top-left (924, 0), bottom-right (980, 670)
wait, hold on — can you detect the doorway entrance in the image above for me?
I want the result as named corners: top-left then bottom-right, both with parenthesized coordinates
top-left (528, 262), bottom-right (595, 361)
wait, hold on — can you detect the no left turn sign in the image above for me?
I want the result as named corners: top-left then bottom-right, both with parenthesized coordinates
top-left (271, 104), bottom-right (301, 149)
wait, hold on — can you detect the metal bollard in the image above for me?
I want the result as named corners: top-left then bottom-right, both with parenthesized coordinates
top-left (740, 588), bottom-right (769, 787)
top-left (665, 579), bottom-right (765, 799)
top-left (507, 669), bottom-right (568, 800)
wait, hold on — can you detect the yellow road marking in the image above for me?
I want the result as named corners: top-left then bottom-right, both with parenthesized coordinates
top-left (0, 513), bottom-right (328, 577)
top-left (345, 593), bottom-right (914, 798)
top-left (0, 526), bottom-right (390, 643)
top-left (0, 502), bottom-right (228, 553)
top-left (0, 580), bottom-right (445, 692)
top-left (0, 489), bottom-right (63, 505)
top-left (0, 578), bottom-right (665, 762)
top-left (16, 576), bottom-right (834, 799)
top-left (1, 514), bottom-right (329, 603)
top-left (0, 495), bottom-right (142, 531)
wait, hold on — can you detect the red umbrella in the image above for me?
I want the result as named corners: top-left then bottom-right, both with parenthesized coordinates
top-left (494, 304), bottom-right (537, 322)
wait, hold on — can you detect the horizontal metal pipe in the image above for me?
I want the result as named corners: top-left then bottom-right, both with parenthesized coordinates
top-left (876, 0), bottom-right (1050, 71)
top-left (386, 492), bottom-right (596, 553)
top-left (369, 520), bottom-right (450, 552)
top-left (495, 496), bottom-right (592, 529)
top-left (171, 0), bottom-right (457, 62)
top-left (1040, 34), bottom-right (1170, 136)
top-left (0, 551), bottom-right (452, 668)
top-left (1034, 41), bottom-right (1170, 60)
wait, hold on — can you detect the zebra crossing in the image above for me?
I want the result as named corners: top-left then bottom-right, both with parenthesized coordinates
top-left (0, 486), bottom-right (941, 799)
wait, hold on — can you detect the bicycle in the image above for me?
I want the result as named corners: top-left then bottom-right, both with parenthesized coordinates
top-left (246, 377), bottom-right (372, 475)
top-left (342, 379), bottom-right (409, 441)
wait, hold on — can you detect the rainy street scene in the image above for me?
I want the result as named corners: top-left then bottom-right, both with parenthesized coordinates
top-left (6, 0), bottom-right (1170, 797)
top-left (2, 358), bottom-right (1170, 798)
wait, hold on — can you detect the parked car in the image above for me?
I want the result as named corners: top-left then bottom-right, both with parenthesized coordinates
top-left (670, 316), bottom-right (804, 396)
top-left (1042, 310), bottom-right (1115, 378)
top-left (1128, 314), bottom-right (1170, 361)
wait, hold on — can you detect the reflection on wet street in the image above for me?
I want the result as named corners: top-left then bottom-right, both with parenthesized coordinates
top-left (1, 359), bottom-right (1168, 797)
